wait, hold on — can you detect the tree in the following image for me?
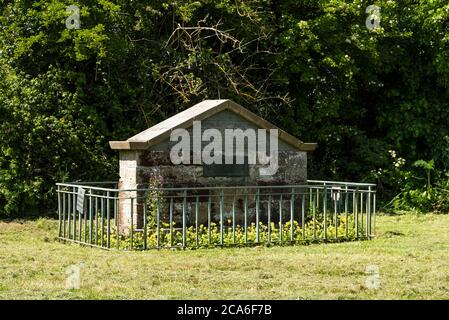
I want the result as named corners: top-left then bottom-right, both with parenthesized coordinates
top-left (1, 0), bottom-right (449, 215)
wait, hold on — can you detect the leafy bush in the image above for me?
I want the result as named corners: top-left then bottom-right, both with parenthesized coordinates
top-left (88, 214), bottom-right (364, 250)
top-left (0, 67), bottom-right (115, 215)
top-left (376, 156), bottom-right (449, 213)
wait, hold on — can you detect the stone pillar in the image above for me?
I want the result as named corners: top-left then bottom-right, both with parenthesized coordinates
top-left (118, 150), bottom-right (143, 234)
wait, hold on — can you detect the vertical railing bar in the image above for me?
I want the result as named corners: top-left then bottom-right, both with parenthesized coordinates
top-left (244, 193), bottom-right (248, 244)
top-left (290, 188), bottom-right (294, 242)
top-left (130, 197), bottom-right (134, 250)
top-left (95, 196), bottom-right (99, 245)
top-left (279, 194), bottom-right (283, 244)
top-left (367, 188), bottom-right (371, 239)
top-left (83, 192), bottom-right (88, 243)
top-left (312, 190), bottom-right (316, 240)
top-left (182, 190), bottom-right (187, 249)
top-left (301, 193), bottom-right (305, 241)
top-left (73, 190), bottom-right (76, 241)
top-left (232, 192), bottom-right (236, 245)
top-left (72, 190), bottom-right (76, 240)
top-left (68, 190), bottom-right (71, 239)
top-left (345, 186), bottom-right (349, 238)
top-left (78, 192), bottom-right (82, 243)
top-left (106, 191), bottom-right (110, 248)
top-left (89, 189), bottom-right (93, 244)
top-left (268, 194), bottom-right (272, 244)
top-left (373, 191), bottom-right (377, 237)
top-left (323, 186), bottom-right (327, 241)
top-left (361, 191), bottom-right (364, 238)
top-left (220, 189), bottom-right (224, 246)
top-left (256, 188), bottom-right (260, 243)
top-left (101, 195), bottom-right (105, 247)
top-left (334, 196), bottom-right (338, 241)
top-left (65, 190), bottom-right (69, 239)
top-left (57, 186), bottom-right (62, 237)
top-left (143, 191), bottom-right (147, 250)
top-left (208, 195), bottom-right (212, 246)
top-left (355, 189), bottom-right (359, 240)
top-left (195, 195), bottom-right (199, 248)
top-left (309, 187), bottom-right (313, 211)
top-left (170, 197), bottom-right (174, 247)
top-left (158, 195), bottom-right (162, 249)
top-left (115, 193), bottom-right (119, 249)
top-left (68, 190), bottom-right (72, 240)
top-left (312, 189), bottom-right (318, 241)
top-left (62, 190), bottom-right (67, 239)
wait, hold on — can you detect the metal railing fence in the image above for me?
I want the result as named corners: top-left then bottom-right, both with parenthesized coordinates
top-left (56, 181), bottom-right (376, 250)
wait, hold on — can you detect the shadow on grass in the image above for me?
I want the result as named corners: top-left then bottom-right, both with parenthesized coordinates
top-left (0, 212), bottom-right (57, 223)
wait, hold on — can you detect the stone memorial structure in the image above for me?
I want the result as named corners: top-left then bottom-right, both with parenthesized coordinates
top-left (109, 99), bottom-right (317, 231)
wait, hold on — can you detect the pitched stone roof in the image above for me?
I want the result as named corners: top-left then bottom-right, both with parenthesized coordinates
top-left (109, 99), bottom-right (317, 151)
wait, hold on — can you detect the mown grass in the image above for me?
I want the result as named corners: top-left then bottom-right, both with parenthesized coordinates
top-left (1, 213), bottom-right (449, 299)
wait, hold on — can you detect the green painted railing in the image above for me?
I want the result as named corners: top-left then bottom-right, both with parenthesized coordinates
top-left (56, 181), bottom-right (376, 250)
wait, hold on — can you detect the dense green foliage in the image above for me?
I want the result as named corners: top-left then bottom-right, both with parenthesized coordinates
top-left (1, 0), bottom-right (449, 215)
top-left (95, 218), bottom-right (361, 250)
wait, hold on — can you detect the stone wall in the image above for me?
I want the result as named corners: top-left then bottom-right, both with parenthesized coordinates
top-left (139, 110), bottom-right (307, 186)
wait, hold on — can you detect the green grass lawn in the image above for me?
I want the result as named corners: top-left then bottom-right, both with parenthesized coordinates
top-left (1, 213), bottom-right (449, 300)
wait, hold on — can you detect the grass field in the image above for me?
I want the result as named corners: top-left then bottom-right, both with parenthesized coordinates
top-left (1, 213), bottom-right (449, 300)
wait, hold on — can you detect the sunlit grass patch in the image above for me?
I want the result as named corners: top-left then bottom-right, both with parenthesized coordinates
top-left (1, 213), bottom-right (449, 299)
